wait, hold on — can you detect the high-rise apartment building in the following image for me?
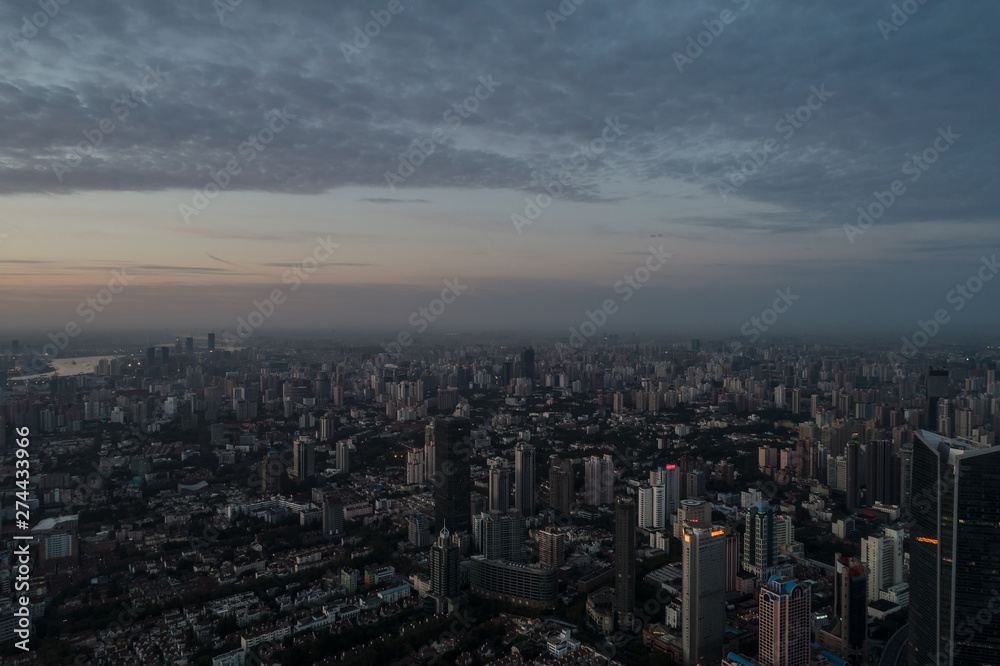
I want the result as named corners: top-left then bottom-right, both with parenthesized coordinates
top-left (614, 497), bottom-right (636, 630)
top-left (538, 526), bottom-right (566, 566)
top-left (585, 454), bottom-right (615, 506)
top-left (335, 439), bottom-right (350, 475)
top-left (430, 525), bottom-right (460, 598)
top-left (292, 438), bottom-right (316, 479)
top-left (432, 417), bottom-right (473, 533)
top-left (758, 576), bottom-right (812, 666)
top-left (488, 457), bottom-right (511, 512)
top-left (548, 455), bottom-right (574, 514)
top-left (861, 528), bottom-right (904, 602)
top-left (514, 443), bottom-right (535, 516)
top-left (743, 501), bottom-right (777, 579)
top-left (478, 510), bottom-right (525, 562)
top-left (682, 525), bottom-right (727, 666)
top-left (909, 430), bottom-right (1000, 666)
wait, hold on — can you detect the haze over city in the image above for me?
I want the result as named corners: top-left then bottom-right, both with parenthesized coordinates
top-left (2, 1), bottom-right (999, 341)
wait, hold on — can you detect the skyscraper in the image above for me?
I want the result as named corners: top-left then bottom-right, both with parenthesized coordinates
top-left (638, 485), bottom-right (655, 528)
top-left (514, 443), bottom-right (535, 516)
top-left (584, 454), bottom-right (614, 506)
top-left (336, 439), bottom-right (350, 475)
top-left (845, 440), bottom-right (860, 512)
top-left (207, 332), bottom-right (215, 352)
top-left (682, 525), bottom-right (727, 666)
top-left (614, 497), bottom-right (636, 630)
top-left (488, 458), bottom-right (511, 512)
top-left (146, 346), bottom-right (155, 369)
top-left (424, 423), bottom-right (436, 482)
top-left (743, 501), bottom-right (777, 579)
top-left (909, 430), bottom-right (1000, 666)
top-left (865, 439), bottom-right (901, 506)
top-left (861, 528), bottom-right (904, 602)
top-left (323, 501), bottom-right (344, 537)
top-left (818, 554), bottom-right (868, 664)
top-left (926, 368), bottom-right (950, 431)
top-left (675, 498), bottom-right (712, 538)
top-left (548, 455), bottom-right (574, 514)
top-left (292, 438), bottom-right (315, 479)
top-left (758, 576), bottom-right (812, 666)
top-left (261, 450), bottom-right (281, 494)
top-left (430, 525), bottom-right (460, 598)
top-left (432, 417), bottom-right (473, 534)
top-left (520, 346), bottom-right (535, 381)
top-left (651, 464), bottom-right (682, 520)
top-left (479, 510), bottom-right (525, 562)
top-left (184, 336), bottom-right (194, 355)
top-left (538, 526), bottom-right (566, 566)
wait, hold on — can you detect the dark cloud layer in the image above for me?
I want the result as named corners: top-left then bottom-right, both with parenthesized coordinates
top-left (1, 0), bottom-right (997, 234)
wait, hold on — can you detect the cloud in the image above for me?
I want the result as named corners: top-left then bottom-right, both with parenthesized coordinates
top-left (0, 0), bottom-right (993, 237)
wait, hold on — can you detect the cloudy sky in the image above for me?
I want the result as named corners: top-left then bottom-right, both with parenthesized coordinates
top-left (1, 0), bottom-right (998, 344)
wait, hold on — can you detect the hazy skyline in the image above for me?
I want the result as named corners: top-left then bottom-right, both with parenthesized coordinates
top-left (2, 1), bottom-right (999, 343)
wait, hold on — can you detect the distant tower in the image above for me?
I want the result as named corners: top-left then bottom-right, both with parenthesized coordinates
top-left (614, 497), bottom-right (636, 630)
top-left (514, 443), bottom-right (535, 516)
top-left (651, 464), bottom-right (682, 520)
top-left (430, 525), bottom-right (460, 598)
top-left (548, 455), bottom-right (574, 514)
top-left (432, 417), bottom-right (472, 534)
top-left (488, 458), bottom-right (511, 512)
top-left (336, 440), bottom-right (351, 475)
top-left (925, 368), bottom-right (950, 431)
top-left (208, 332), bottom-right (216, 352)
top-left (846, 440), bottom-right (860, 512)
top-left (743, 501), bottom-right (777, 580)
top-left (585, 454), bottom-right (614, 506)
top-left (520, 347), bottom-right (535, 381)
top-left (184, 337), bottom-right (194, 355)
top-left (292, 439), bottom-right (315, 479)
top-left (261, 450), bottom-right (281, 494)
top-left (682, 525), bottom-right (726, 666)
